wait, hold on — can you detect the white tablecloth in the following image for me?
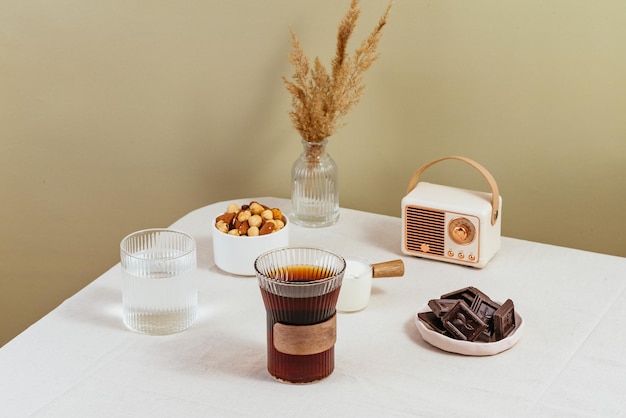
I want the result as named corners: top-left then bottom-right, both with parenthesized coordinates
top-left (2, 197), bottom-right (625, 417)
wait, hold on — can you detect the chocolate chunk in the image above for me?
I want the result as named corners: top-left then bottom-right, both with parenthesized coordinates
top-left (440, 286), bottom-right (491, 308)
top-left (493, 299), bottom-right (516, 340)
top-left (475, 329), bottom-right (495, 343)
top-left (418, 311), bottom-right (446, 334)
top-left (470, 296), bottom-right (501, 342)
top-left (428, 299), bottom-right (459, 317)
top-left (442, 300), bottom-right (488, 342)
top-left (470, 295), bottom-right (501, 319)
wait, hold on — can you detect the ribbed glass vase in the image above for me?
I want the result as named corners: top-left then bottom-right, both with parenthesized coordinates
top-left (290, 139), bottom-right (339, 227)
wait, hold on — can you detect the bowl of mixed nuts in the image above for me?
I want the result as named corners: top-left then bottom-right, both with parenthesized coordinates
top-left (212, 200), bottom-right (289, 276)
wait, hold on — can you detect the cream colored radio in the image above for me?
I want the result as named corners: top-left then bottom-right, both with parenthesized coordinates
top-left (401, 156), bottom-right (502, 268)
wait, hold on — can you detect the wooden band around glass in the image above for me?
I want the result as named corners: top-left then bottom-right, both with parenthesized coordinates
top-left (273, 314), bottom-right (337, 356)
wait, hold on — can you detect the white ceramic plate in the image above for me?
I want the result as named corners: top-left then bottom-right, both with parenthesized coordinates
top-left (414, 302), bottom-right (524, 356)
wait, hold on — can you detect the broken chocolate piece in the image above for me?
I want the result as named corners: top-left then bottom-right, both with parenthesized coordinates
top-left (440, 286), bottom-right (491, 308)
top-left (442, 300), bottom-right (488, 342)
top-left (493, 299), bottom-right (516, 340)
top-left (418, 311), bottom-right (447, 334)
top-left (470, 296), bottom-right (501, 320)
top-left (428, 299), bottom-right (459, 317)
top-left (470, 296), bottom-right (501, 342)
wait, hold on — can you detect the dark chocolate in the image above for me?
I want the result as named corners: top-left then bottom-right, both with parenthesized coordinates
top-left (439, 287), bottom-right (478, 307)
top-left (418, 311), bottom-right (447, 334)
top-left (442, 300), bottom-right (487, 342)
top-left (470, 296), bottom-right (501, 342)
top-left (428, 299), bottom-right (460, 317)
top-left (421, 287), bottom-right (517, 344)
top-left (440, 286), bottom-right (490, 307)
top-left (493, 299), bottom-right (516, 340)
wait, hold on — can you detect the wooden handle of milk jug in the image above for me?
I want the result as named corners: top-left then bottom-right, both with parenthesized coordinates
top-left (371, 259), bottom-right (405, 278)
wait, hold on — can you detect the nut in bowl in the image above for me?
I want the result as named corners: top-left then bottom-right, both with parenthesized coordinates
top-left (212, 201), bottom-right (290, 276)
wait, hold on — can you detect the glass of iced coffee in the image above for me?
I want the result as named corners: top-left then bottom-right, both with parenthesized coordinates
top-left (255, 247), bottom-right (345, 384)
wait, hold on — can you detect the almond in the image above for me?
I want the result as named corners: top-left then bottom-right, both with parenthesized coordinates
top-left (259, 221), bottom-right (275, 235)
top-left (238, 220), bottom-right (250, 236)
top-left (216, 212), bottom-right (235, 225)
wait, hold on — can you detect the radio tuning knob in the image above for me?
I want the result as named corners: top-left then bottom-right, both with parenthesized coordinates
top-left (453, 226), bottom-right (468, 241)
top-left (448, 218), bottom-right (476, 245)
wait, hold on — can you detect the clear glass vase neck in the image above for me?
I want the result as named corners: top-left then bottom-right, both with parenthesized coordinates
top-left (301, 139), bottom-right (329, 161)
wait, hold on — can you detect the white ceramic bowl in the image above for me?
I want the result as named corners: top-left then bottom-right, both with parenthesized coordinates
top-left (414, 301), bottom-right (524, 356)
top-left (212, 213), bottom-right (290, 276)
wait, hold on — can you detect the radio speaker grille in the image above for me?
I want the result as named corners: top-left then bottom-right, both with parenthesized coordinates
top-left (405, 206), bottom-right (445, 256)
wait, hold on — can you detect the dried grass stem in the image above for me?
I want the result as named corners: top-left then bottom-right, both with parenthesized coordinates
top-left (283, 0), bottom-right (392, 146)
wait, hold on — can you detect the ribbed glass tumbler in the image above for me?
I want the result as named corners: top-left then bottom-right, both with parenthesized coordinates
top-left (120, 229), bottom-right (198, 335)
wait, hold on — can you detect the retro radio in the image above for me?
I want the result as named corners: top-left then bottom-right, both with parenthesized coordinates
top-left (401, 156), bottom-right (502, 268)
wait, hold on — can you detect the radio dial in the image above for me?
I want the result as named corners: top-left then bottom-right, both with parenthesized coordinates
top-left (449, 218), bottom-right (476, 245)
top-left (454, 226), bottom-right (468, 241)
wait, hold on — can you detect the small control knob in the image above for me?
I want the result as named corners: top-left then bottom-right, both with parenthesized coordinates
top-left (448, 218), bottom-right (476, 245)
top-left (453, 226), bottom-right (468, 241)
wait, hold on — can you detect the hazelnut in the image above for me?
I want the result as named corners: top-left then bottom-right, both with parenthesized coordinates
top-left (216, 220), bottom-right (229, 233)
top-left (248, 214), bottom-right (263, 228)
top-left (226, 203), bottom-right (240, 214)
top-left (237, 209), bottom-right (251, 223)
top-left (249, 202), bottom-right (265, 215)
top-left (261, 209), bottom-right (273, 220)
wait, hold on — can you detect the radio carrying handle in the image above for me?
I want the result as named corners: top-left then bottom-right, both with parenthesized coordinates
top-left (406, 156), bottom-right (500, 225)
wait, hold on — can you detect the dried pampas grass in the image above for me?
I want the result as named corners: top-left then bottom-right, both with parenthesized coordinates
top-left (283, 0), bottom-right (392, 144)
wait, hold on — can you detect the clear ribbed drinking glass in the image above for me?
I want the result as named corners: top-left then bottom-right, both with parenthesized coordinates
top-left (255, 247), bottom-right (345, 384)
top-left (290, 139), bottom-right (339, 227)
top-left (120, 229), bottom-right (197, 335)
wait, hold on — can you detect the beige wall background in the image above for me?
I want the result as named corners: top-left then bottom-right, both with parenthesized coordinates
top-left (2, 0), bottom-right (625, 346)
